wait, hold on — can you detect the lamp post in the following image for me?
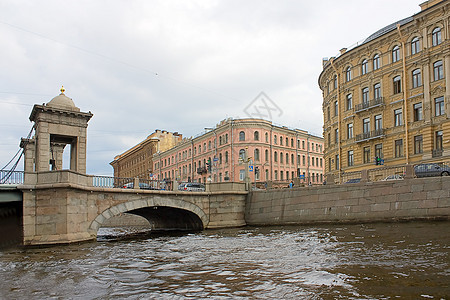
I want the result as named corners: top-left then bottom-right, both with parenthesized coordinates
top-left (205, 127), bottom-right (217, 182)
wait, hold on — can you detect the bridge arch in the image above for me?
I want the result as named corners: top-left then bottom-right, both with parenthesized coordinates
top-left (89, 196), bottom-right (209, 234)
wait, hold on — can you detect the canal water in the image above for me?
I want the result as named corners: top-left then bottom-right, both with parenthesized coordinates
top-left (0, 221), bottom-right (449, 299)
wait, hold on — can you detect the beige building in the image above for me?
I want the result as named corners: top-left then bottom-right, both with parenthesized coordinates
top-left (110, 130), bottom-right (182, 179)
top-left (319, 0), bottom-right (450, 182)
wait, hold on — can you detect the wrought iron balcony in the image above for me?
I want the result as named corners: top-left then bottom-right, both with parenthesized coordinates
top-left (432, 149), bottom-right (443, 157)
top-left (197, 167), bottom-right (208, 174)
top-left (356, 129), bottom-right (385, 142)
top-left (355, 97), bottom-right (384, 113)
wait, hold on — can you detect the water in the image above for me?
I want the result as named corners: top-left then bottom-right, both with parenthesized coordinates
top-left (0, 222), bottom-right (449, 299)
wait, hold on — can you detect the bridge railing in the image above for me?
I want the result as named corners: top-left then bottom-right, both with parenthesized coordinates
top-left (91, 175), bottom-right (134, 188)
top-left (0, 170), bottom-right (24, 185)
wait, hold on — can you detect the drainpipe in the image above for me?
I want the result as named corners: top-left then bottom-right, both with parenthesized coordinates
top-left (191, 139), bottom-right (194, 182)
top-left (329, 58), bottom-right (342, 183)
top-left (230, 119), bottom-right (234, 181)
top-left (397, 24), bottom-right (410, 164)
top-left (270, 125), bottom-right (273, 181)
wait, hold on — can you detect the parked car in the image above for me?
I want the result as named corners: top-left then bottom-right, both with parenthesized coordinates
top-left (183, 182), bottom-right (206, 192)
top-left (383, 174), bottom-right (404, 181)
top-left (345, 178), bottom-right (361, 184)
top-left (122, 182), bottom-right (153, 190)
top-left (414, 163), bottom-right (450, 178)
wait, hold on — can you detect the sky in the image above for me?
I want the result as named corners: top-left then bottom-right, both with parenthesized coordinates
top-left (0, 0), bottom-right (423, 175)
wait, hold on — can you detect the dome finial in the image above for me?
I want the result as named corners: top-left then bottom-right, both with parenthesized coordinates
top-left (60, 85), bottom-right (65, 94)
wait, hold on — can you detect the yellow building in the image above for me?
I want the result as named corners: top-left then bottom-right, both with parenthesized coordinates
top-left (319, 0), bottom-right (450, 182)
top-left (110, 130), bottom-right (182, 179)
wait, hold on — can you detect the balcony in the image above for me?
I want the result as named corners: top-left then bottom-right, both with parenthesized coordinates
top-left (197, 167), bottom-right (207, 174)
top-left (432, 149), bottom-right (443, 157)
top-left (355, 97), bottom-right (384, 113)
top-left (356, 129), bottom-right (385, 143)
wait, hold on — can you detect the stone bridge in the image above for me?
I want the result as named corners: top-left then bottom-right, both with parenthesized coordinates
top-left (19, 171), bottom-right (247, 245)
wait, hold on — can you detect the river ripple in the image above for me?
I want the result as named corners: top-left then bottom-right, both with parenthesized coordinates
top-left (0, 221), bottom-right (449, 299)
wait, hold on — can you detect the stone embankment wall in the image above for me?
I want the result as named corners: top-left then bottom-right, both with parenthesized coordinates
top-left (245, 177), bottom-right (450, 225)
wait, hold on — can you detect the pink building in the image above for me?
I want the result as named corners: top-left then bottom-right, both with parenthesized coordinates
top-left (153, 118), bottom-right (324, 185)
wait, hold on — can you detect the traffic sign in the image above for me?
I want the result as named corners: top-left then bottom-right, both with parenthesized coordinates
top-left (299, 174), bottom-right (305, 179)
top-left (249, 165), bottom-right (254, 172)
top-left (213, 158), bottom-right (219, 162)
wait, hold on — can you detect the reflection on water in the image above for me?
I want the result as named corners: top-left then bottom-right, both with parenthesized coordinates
top-left (1, 222), bottom-right (449, 299)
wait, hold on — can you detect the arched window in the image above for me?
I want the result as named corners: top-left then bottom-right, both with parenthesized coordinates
top-left (265, 132), bottom-right (268, 142)
top-left (280, 136), bottom-right (283, 145)
top-left (362, 87), bottom-right (369, 103)
top-left (392, 45), bottom-right (400, 63)
top-left (361, 59), bottom-right (368, 75)
top-left (225, 151), bottom-right (229, 163)
top-left (373, 54), bottom-right (380, 70)
top-left (219, 136), bottom-right (222, 145)
top-left (286, 137), bottom-right (289, 146)
top-left (291, 154), bottom-right (294, 165)
top-left (254, 131), bottom-right (259, 141)
top-left (280, 152), bottom-right (284, 163)
top-left (433, 61), bottom-right (443, 81)
top-left (239, 149), bottom-right (245, 160)
top-left (219, 153), bottom-right (222, 164)
top-left (345, 66), bottom-right (351, 82)
top-left (225, 134), bottom-right (228, 143)
top-left (208, 141), bottom-right (211, 150)
top-left (333, 75), bottom-right (337, 89)
top-left (432, 27), bottom-right (442, 46)
top-left (286, 153), bottom-right (289, 164)
top-left (265, 149), bottom-right (269, 162)
top-left (412, 69), bottom-right (422, 88)
top-left (274, 151), bottom-right (278, 162)
top-left (239, 131), bottom-right (245, 141)
top-left (374, 83), bottom-right (381, 100)
top-left (254, 149), bottom-right (260, 161)
top-left (393, 76), bottom-right (402, 94)
top-left (411, 37), bottom-right (420, 55)
top-left (274, 135), bottom-right (277, 144)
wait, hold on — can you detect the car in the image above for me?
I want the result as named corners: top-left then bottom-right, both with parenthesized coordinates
top-left (414, 163), bottom-right (450, 178)
top-left (178, 182), bottom-right (188, 191)
top-left (122, 182), bottom-right (153, 190)
top-left (183, 182), bottom-right (206, 192)
top-left (383, 174), bottom-right (404, 181)
top-left (345, 178), bottom-right (361, 184)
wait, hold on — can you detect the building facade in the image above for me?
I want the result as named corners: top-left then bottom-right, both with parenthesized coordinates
top-left (319, 0), bottom-right (450, 182)
top-left (110, 130), bottom-right (182, 179)
top-left (152, 118), bottom-right (324, 185)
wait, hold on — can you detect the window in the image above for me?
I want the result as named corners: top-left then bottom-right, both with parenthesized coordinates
top-left (334, 101), bottom-right (338, 116)
top-left (239, 149), bottom-right (245, 160)
top-left (280, 136), bottom-right (283, 145)
top-left (393, 76), bottom-right (401, 94)
top-left (302, 141), bottom-right (305, 149)
top-left (291, 138), bottom-right (294, 148)
top-left (291, 154), bottom-right (294, 165)
top-left (274, 151), bottom-right (278, 162)
top-left (413, 103), bottom-right (423, 121)
top-left (302, 155), bottom-right (306, 166)
top-left (274, 135), bottom-right (277, 144)
top-left (239, 131), bottom-right (245, 141)
top-left (433, 61), bottom-right (443, 81)
top-left (254, 149), bottom-right (260, 161)
top-left (265, 132), bottom-right (268, 142)
top-left (373, 54), bottom-right (380, 70)
top-left (225, 134), bottom-right (228, 143)
top-left (411, 37), bottom-right (420, 55)
top-left (432, 27), bottom-right (442, 46)
top-left (363, 147), bottom-right (370, 164)
top-left (375, 143), bottom-right (383, 158)
top-left (392, 45), bottom-right (400, 62)
top-left (346, 94), bottom-right (352, 110)
top-left (374, 83), bottom-right (381, 100)
top-left (363, 118), bottom-right (370, 134)
top-left (281, 171), bottom-right (284, 181)
top-left (374, 115), bottom-right (382, 131)
top-left (239, 169), bottom-right (245, 181)
top-left (394, 108), bottom-right (403, 126)
top-left (348, 150), bottom-right (354, 167)
top-left (395, 139), bottom-right (403, 158)
top-left (346, 66), bottom-right (351, 82)
top-left (286, 153), bottom-right (289, 164)
top-left (280, 152), bottom-right (283, 163)
top-left (254, 131), bottom-right (259, 141)
top-left (436, 131), bottom-right (443, 150)
top-left (225, 151), bottom-right (229, 163)
top-left (412, 69), bottom-right (422, 88)
top-left (333, 75), bottom-right (337, 89)
top-left (286, 137), bottom-right (289, 146)
top-left (335, 154), bottom-right (339, 170)
top-left (414, 135), bottom-right (423, 154)
top-left (274, 170), bottom-right (278, 180)
top-left (208, 141), bottom-right (211, 150)
top-left (334, 128), bottom-right (339, 144)
top-left (362, 87), bottom-right (369, 103)
top-left (327, 107), bottom-right (330, 121)
top-left (435, 96), bottom-right (444, 116)
top-left (361, 59), bottom-right (368, 75)
top-left (347, 123), bottom-right (353, 139)
top-left (265, 149), bottom-right (269, 162)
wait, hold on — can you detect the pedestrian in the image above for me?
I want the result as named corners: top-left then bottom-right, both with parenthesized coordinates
top-left (289, 181), bottom-right (293, 188)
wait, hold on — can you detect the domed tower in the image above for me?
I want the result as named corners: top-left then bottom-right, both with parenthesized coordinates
top-left (21, 86), bottom-right (93, 175)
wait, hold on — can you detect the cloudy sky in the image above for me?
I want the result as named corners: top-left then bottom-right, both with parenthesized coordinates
top-left (0, 0), bottom-right (422, 175)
